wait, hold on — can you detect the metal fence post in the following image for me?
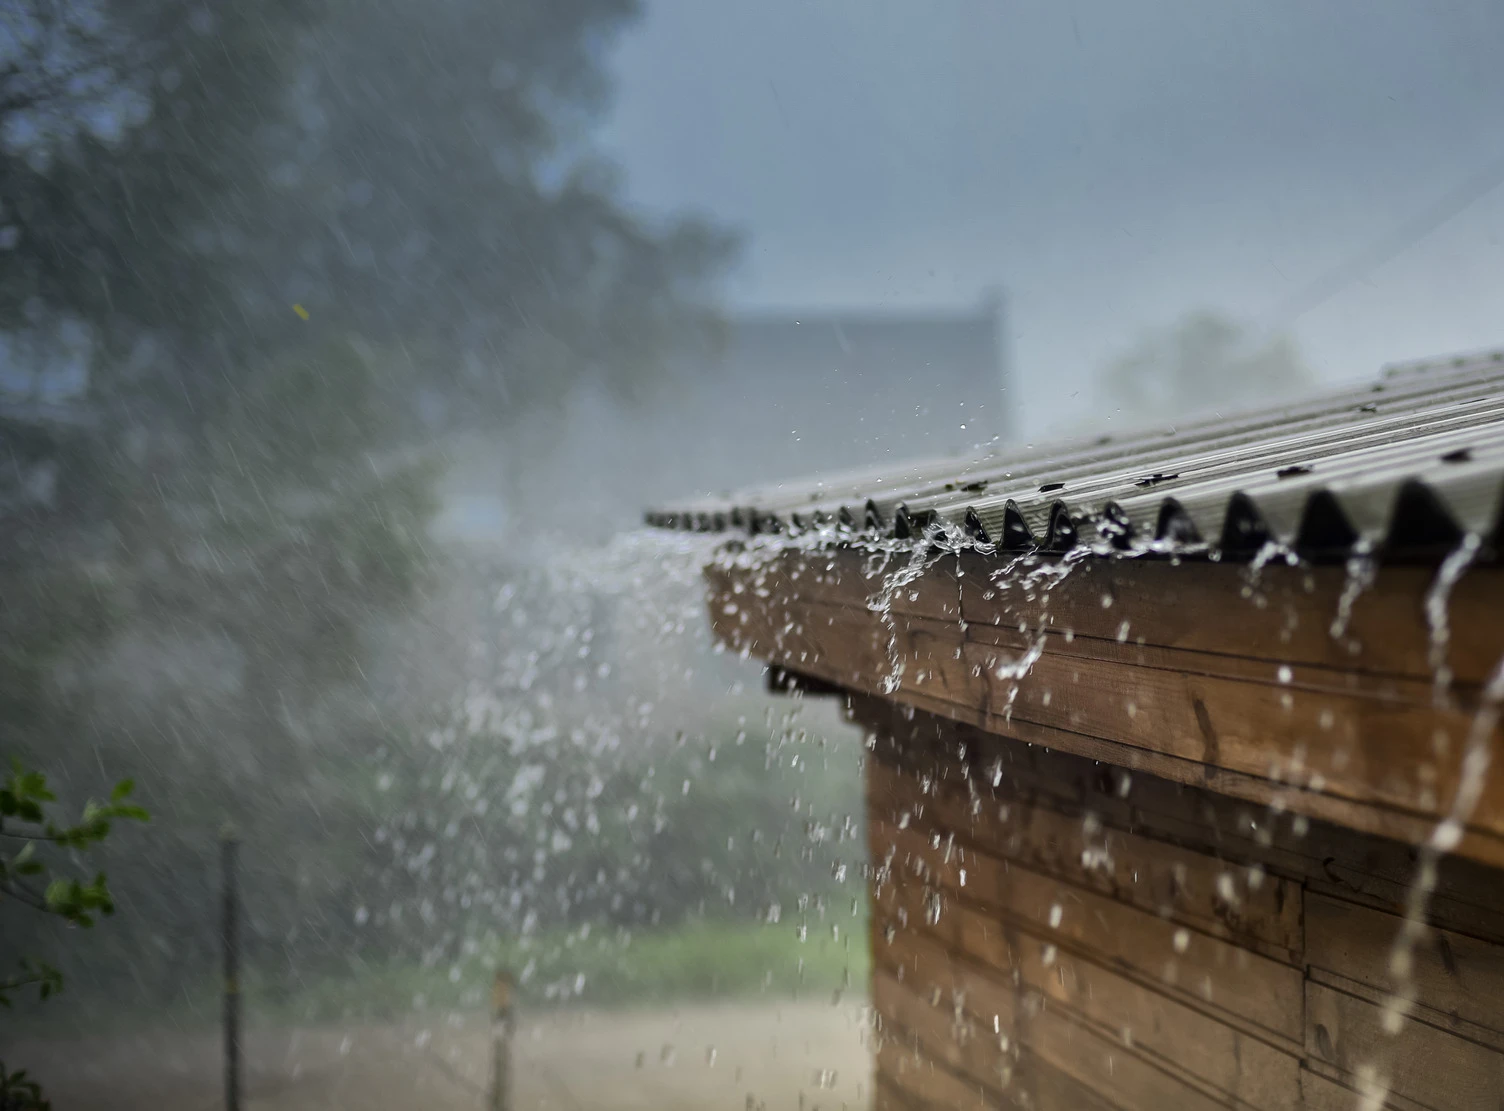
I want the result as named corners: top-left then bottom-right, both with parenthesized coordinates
top-left (487, 969), bottom-right (514, 1111)
top-left (221, 827), bottom-right (242, 1111)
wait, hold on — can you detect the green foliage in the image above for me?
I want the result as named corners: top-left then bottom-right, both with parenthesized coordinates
top-left (232, 919), bottom-right (865, 1026)
top-left (0, 761), bottom-right (147, 1108)
top-left (0, 762), bottom-right (149, 1001)
top-left (245, 0), bottom-right (737, 418)
top-left (0, 0), bottom-right (321, 376)
top-left (0, 1064), bottom-right (48, 1111)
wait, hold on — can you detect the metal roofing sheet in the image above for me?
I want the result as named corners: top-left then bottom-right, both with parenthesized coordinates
top-left (644, 349), bottom-right (1504, 563)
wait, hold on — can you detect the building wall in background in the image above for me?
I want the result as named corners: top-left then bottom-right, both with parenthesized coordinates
top-left (674, 292), bottom-right (1007, 496)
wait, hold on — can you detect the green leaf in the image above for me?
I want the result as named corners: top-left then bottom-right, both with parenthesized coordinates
top-left (109, 779), bottom-right (135, 802)
top-left (43, 878), bottom-right (71, 908)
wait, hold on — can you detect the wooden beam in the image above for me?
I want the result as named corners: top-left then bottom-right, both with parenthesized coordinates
top-left (707, 545), bottom-right (1504, 866)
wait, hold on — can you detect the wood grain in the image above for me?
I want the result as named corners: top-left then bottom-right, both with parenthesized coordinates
top-left (709, 546), bottom-right (1504, 866)
top-left (1306, 893), bottom-right (1504, 1047)
top-left (1306, 980), bottom-right (1504, 1110)
top-left (867, 756), bottom-right (1304, 959)
top-left (872, 816), bottom-right (1305, 1041)
top-left (855, 696), bottom-right (1504, 944)
top-left (873, 877), bottom-right (1301, 1109)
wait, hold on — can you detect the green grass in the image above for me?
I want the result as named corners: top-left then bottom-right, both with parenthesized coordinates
top-left (16, 916), bottom-right (871, 1039)
top-left (257, 916), bottom-right (870, 1025)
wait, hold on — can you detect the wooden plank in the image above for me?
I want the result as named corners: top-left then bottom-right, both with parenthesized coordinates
top-left (856, 697), bottom-right (1504, 943)
top-left (873, 878), bottom-right (1300, 1110)
top-left (876, 1023), bottom-right (1119, 1111)
top-left (713, 558), bottom-right (1504, 865)
top-left (875, 940), bottom-right (1233, 1111)
top-left (984, 713), bottom-right (1504, 866)
top-left (873, 817), bottom-right (1305, 1041)
top-left (859, 689), bottom-right (1489, 870)
top-left (873, 968), bottom-right (1024, 1102)
top-left (950, 901), bottom-right (1299, 1108)
top-left (1298, 1066), bottom-right (1430, 1111)
top-left (953, 552), bottom-right (1504, 689)
top-left (867, 756), bottom-right (1304, 959)
top-left (1306, 981), bottom-right (1504, 1111)
top-left (874, 1070), bottom-right (933, 1111)
top-left (1306, 894), bottom-right (1504, 1046)
top-left (709, 547), bottom-right (962, 625)
top-left (963, 641), bottom-right (1504, 830)
top-left (968, 619), bottom-right (1450, 705)
top-left (874, 1034), bottom-right (994, 1111)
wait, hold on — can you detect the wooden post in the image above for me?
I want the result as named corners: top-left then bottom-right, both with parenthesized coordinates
top-left (221, 827), bottom-right (242, 1111)
top-left (487, 969), bottom-right (514, 1111)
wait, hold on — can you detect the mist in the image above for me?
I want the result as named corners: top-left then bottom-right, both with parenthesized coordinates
top-left (3, 2), bottom-right (1501, 1109)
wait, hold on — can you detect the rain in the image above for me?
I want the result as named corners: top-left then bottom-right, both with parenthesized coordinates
top-left (4, 3), bottom-right (1504, 1111)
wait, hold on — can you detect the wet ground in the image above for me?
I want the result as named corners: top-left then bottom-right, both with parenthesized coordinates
top-left (12, 1001), bottom-right (872, 1110)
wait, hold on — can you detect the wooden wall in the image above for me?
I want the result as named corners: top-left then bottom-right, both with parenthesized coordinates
top-left (706, 548), bottom-right (1504, 867)
top-left (859, 698), bottom-right (1504, 1111)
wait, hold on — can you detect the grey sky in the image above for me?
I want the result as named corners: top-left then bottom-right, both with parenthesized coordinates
top-left (601, 0), bottom-right (1504, 434)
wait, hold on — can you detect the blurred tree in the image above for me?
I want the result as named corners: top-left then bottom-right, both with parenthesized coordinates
top-left (1100, 310), bottom-right (1312, 424)
top-left (0, 0), bottom-right (321, 415)
top-left (0, 0), bottom-right (738, 1011)
top-left (254, 0), bottom-right (736, 423)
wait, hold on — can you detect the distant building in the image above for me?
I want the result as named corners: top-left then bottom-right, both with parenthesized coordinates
top-left (437, 292), bottom-right (1009, 539)
top-left (669, 292), bottom-right (1008, 496)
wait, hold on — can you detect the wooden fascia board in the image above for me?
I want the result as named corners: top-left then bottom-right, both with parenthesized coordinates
top-left (705, 546), bottom-right (1504, 867)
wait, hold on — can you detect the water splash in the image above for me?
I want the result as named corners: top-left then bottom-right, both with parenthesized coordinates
top-left (1385, 653), bottom-right (1504, 1035)
top-left (1330, 538), bottom-right (1377, 646)
top-left (1385, 533), bottom-right (1498, 1042)
top-left (1424, 533), bottom-right (1482, 708)
top-left (865, 535), bottom-right (947, 695)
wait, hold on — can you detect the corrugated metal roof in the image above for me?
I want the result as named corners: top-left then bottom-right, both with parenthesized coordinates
top-left (644, 349), bottom-right (1504, 563)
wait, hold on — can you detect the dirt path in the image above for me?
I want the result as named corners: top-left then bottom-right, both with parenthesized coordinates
top-left (12, 1000), bottom-right (872, 1110)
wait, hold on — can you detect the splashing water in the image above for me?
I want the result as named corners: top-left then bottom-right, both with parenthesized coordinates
top-left (1385, 654), bottom-right (1504, 1035)
top-left (1241, 538), bottom-right (1300, 602)
top-left (1424, 532), bottom-right (1482, 708)
top-left (1330, 538), bottom-right (1377, 645)
top-left (866, 535), bottom-right (948, 695)
top-left (1384, 533), bottom-right (1498, 1043)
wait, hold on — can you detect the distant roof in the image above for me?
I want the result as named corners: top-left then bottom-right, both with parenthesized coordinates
top-left (659, 300), bottom-right (1006, 493)
top-left (646, 349), bottom-right (1504, 564)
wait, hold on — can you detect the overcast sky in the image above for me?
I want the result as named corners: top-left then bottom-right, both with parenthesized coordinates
top-left (601, 0), bottom-right (1504, 435)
